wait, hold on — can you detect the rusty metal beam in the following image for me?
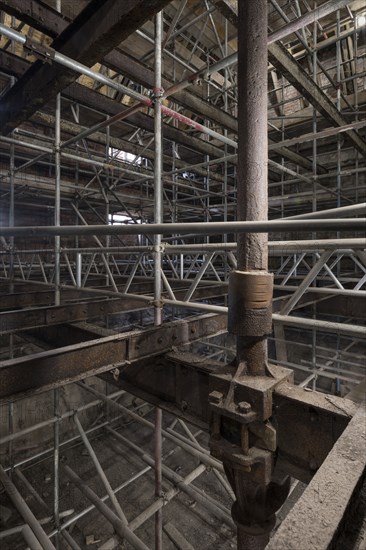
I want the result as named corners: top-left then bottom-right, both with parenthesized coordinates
top-left (0, 0), bottom-right (172, 135)
top-left (0, 50), bottom-right (224, 162)
top-left (0, 0), bottom-right (67, 37)
top-left (0, 2), bottom-right (237, 135)
top-left (268, 43), bottom-right (366, 158)
top-left (210, 0), bottom-right (238, 26)
top-left (0, 8), bottom-right (320, 172)
top-left (0, 283), bottom-right (227, 334)
top-left (0, 314), bottom-right (227, 401)
top-left (100, 351), bottom-right (357, 483)
top-left (0, 288), bottom-right (94, 309)
top-left (0, 297), bottom-right (145, 334)
top-left (211, 0), bottom-right (366, 158)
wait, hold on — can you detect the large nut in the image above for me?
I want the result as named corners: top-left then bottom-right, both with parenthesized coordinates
top-left (209, 391), bottom-right (224, 405)
top-left (237, 401), bottom-right (252, 414)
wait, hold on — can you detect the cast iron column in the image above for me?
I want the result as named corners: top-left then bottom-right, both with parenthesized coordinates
top-left (229, 0), bottom-right (272, 376)
top-left (217, 2), bottom-right (290, 549)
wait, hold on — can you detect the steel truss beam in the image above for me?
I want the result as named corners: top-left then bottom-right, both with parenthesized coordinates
top-left (0, 0), bottom-right (172, 135)
top-left (0, 313), bottom-right (227, 400)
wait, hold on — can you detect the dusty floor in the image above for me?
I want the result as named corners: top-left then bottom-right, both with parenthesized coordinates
top-left (0, 386), bottom-right (237, 549)
top-left (1, 376), bottom-right (365, 550)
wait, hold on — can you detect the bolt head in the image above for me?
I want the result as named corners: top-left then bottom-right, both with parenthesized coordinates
top-left (309, 459), bottom-right (318, 471)
top-left (209, 391), bottom-right (223, 405)
top-left (237, 401), bottom-right (251, 414)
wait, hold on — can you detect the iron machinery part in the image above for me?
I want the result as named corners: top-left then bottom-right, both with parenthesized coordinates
top-left (210, 2), bottom-right (291, 548)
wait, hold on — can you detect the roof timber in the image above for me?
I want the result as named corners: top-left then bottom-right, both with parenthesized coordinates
top-left (0, 0), bottom-right (324, 173)
top-left (0, 0), bottom-right (172, 135)
top-left (212, 0), bottom-right (366, 158)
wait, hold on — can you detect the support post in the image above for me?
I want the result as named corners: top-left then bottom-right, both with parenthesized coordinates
top-left (209, 3), bottom-right (291, 549)
top-left (54, 89), bottom-right (61, 307)
top-left (233, 0), bottom-right (272, 376)
top-left (53, 8), bottom-right (61, 548)
top-left (154, 11), bottom-right (163, 550)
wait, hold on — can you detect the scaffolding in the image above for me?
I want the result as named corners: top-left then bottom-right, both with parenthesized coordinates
top-left (0, 1), bottom-right (365, 548)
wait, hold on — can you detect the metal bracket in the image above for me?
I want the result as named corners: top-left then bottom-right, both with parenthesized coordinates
top-left (151, 87), bottom-right (165, 100)
top-left (210, 436), bottom-right (273, 484)
top-left (209, 364), bottom-right (293, 422)
top-left (24, 37), bottom-right (55, 64)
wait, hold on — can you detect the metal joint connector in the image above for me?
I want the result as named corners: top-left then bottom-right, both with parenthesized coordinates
top-left (152, 87), bottom-right (165, 100)
top-left (112, 368), bottom-right (120, 381)
top-left (228, 271), bottom-right (274, 336)
top-left (24, 37), bottom-right (55, 64)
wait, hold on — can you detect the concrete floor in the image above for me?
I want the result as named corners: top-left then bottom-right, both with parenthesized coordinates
top-left (1, 377), bottom-right (364, 550)
top-left (0, 387), bottom-right (237, 549)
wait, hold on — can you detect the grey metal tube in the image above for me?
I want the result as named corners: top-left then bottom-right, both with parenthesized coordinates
top-left (0, 219), bottom-right (364, 238)
top-left (286, 202), bottom-right (366, 220)
top-left (73, 414), bottom-right (128, 524)
top-left (22, 525), bottom-right (42, 550)
top-left (0, 510), bottom-right (75, 539)
top-left (51, 426), bottom-right (209, 546)
top-left (129, 464), bottom-right (207, 531)
top-left (63, 465), bottom-right (149, 550)
top-left (154, 10), bottom-right (163, 327)
top-left (54, 92), bottom-right (61, 307)
top-left (0, 389), bottom-right (126, 446)
top-left (48, 466), bottom-right (150, 539)
top-left (234, 0), bottom-right (271, 377)
top-left (159, 300), bottom-right (366, 338)
top-left (107, 427), bottom-right (234, 527)
top-left (154, 15), bottom-right (164, 548)
top-left (60, 530), bottom-right (81, 550)
top-left (237, 0), bottom-right (268, 272)
top-left (0, 463), bottom-right (56, 550)
top-left (53, 388), bottom-right (60, 550)
top-left (76, 253), bottom-right (82, 287)
top-left (9, 141), bottom-right (14, 295)
top-left (272, 314), bottom-right (366, 338)
top-left (9, 237), bottom-right (364, 255)
top-left (77, 382), bottom-right (224, 472)
top-left (54, 0), bottom-right (62, 311)
top-left (0, 23), bottom-right (236, 150)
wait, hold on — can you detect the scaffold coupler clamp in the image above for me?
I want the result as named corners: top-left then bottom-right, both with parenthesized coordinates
top-left (24, 37), bottom-right (55, 64)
